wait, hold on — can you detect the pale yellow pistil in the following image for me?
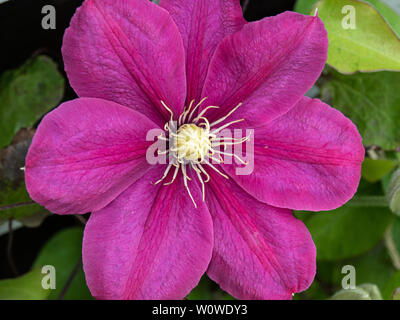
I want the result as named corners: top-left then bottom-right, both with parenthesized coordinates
top-left (174, 124), bottom-right (211, 162)
top-left (154, 98), bottom-right (250, 207)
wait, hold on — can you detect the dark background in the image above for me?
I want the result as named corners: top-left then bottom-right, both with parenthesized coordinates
top-left (0, 0), bottom-right (296, 73)
top-left (0, 0), bottom-right (295, 279)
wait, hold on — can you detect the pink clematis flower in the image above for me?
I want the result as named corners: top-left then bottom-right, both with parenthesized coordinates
top-left (25, 0), bottom-right (364, 300)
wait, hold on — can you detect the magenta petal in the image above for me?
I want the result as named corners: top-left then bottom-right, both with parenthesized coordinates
top-left (25, 98), bottom-right (158, 214)
top-left (201, 11), bottom-right (328, 128)
top-left (206, 171), bottom-right (316, 299)
top-left (224, 97), bottom-right (364, 211)
top-left (62, 0), bottom-right (186, 125)
top-left (160, 0), bottom-right (245, 103)
top-left (83, 167), bottom-right (213, 300)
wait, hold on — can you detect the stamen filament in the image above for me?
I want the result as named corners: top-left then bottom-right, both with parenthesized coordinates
top-left (208, 155), bottom-right (224, 164)
top-left (157, 149), bottom-right (169, 155)
top-left (182, 164), bottom-right (197, 207)
top-left (153, 163), bottom-right (173, 185)
top-left (181, 163), bottom-right (192, 181)
top-left (181, 100), bottom-right (194, 125)
top-left (193, 106), bottom-right (219, 123)
top-left (212, 136), bottom-right (249, 146)
top-left (197, 117), bottom-right (211, 131)
top-left (209, 103), bottom-right (242, 128)
top-left (163, 164), bottom-right (179, 185)
top-left (211, 119), bottom-right (245, 134)
top-left (187, 97), bottom-right (208, 122)
top-left (157, 134), bottom-right (169, 141)
top-left (213, 149), bottom-right (248, 165)
top-left (193, 163), bottom-right (205, 201)
top-left (197, 163), bottom-right (210, 183)
top-left (204, 160), bottom-right (229, 179)
top-left (160, 100), bottom-right (174, 123)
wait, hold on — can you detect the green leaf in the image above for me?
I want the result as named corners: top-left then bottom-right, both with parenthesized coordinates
top-left (304, 205), bottom-right (392, 260)
top-left (321, 70), bottom-right (400, 150)
top-left (0, 185), bottom-right (42, 221)
top-left (383, 0), bottom-right (400, 15)
top-left (33, 227), bottom-right (93, 300)
top-left (294, 0), bottom-right (318, 14)
top-left (331, 244), bottom-right (395, 290)
top-left (361, 158), bottom-right (397, 182)
top-left (294, 280), bottom-right (330, 300)
top-left (0, 55), bottom-right (64, 149)
top-left (382, 171), bottom-right (394, 193)
top-left (313, 0), bottom-right (400, 73)
top-left (367, 0), bottom-right (400, 36)
top-left (187, 276), bottom-right (215, 300)
top-left (383, 270), bottom-right (400, 299)
top-left (0, 129), bottom-right (47, 225)
top-left (187, 276), bottom-right (234, 300)
top-left (0, 269), bottom-right (50, 300)
top-left (295, 0), bottom-right (400, 35)
top-left (392, 216), bottom-right (400, 253)
top-left (357, 178), bottom-right (386, 196)
top-left (387, 169), bottom-right (400, 216)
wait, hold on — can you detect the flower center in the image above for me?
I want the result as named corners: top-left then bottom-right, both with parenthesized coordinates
top-left (175, 124), bottom-right (211, 162)
top-left (154, 98), bottom-right (250, 207)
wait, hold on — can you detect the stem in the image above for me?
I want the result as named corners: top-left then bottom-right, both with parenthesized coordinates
top-left (242, 0), bottom-right (250, 13)
top-left (57, 258), bottom-right (82, 300)
top-left (74, 215), bottom-right (87, 225)
top-left (347, 196), bottom-right (388, 207)
top-left (384, 224), bottom-right (400, 270)
top-left (7, 219), bottom-right (19, 276)
top-left (0, 201), bottom-right (35, 211)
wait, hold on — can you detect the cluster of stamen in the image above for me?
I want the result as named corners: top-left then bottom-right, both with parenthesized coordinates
top-left (154, 98), bottom-right (249, 207)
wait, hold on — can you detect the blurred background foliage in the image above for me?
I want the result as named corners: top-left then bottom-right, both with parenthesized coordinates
top-left (0, 0), bottom-right (400, 300)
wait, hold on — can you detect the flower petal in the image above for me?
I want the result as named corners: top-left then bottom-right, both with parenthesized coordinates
top-left (25, 98), bottom-right (158, 214)
top-left (62, 0), bottom-right (186, 125)
top-left (83, 166), bottom-right (213, 300)
top-left (206, 171), bottom-right (316, 299)
top-left (224, 97), bottom-right (364, 211)
top-left (160, 0), bottom-right (246, 103)
top-left (201, 11), bottom-right (328, 128)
